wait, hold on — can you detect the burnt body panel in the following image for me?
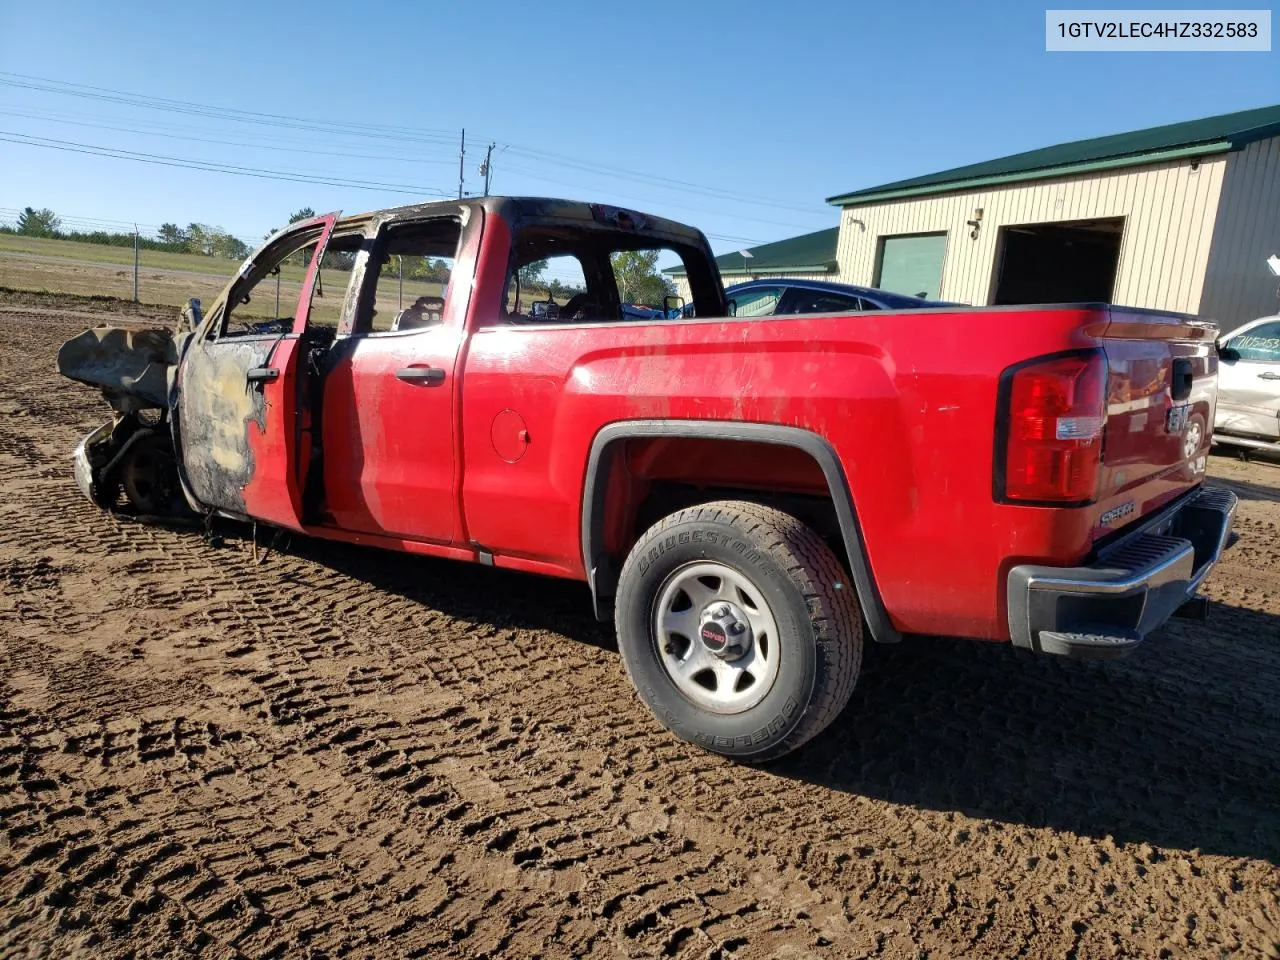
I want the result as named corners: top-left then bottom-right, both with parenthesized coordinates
top-left (174, 335), bottom-right (282, 515)
top-left (56, 327), bottom-right (178, 410)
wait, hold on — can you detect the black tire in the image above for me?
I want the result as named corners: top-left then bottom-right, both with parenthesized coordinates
top-left (614, 500), bottom-right (863, 762)
top-left (118, 435), bottom-right (183, 516)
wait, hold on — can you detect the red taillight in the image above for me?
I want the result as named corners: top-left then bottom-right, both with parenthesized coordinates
top-left (997, 352), bottom-right (1106, 504)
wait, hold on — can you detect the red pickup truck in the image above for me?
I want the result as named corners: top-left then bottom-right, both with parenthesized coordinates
top-left (58, 197), bottom-right (1237, 761)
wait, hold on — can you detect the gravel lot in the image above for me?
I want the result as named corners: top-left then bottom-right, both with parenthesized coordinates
top-left (2, 291), bottom-right (1277, 959)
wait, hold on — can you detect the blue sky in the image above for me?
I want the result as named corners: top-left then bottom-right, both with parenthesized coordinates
top-left (0, 0), bottom-right (1275, 257)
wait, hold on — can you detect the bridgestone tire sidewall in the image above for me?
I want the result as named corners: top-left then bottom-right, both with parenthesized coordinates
top-left (615, 519), bottom-right (818, 759)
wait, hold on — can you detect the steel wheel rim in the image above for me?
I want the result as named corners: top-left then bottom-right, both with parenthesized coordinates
top-left (1184, 420), bottom-right (1203, 459)
top-left (652, 561), bottom-right (782, 715)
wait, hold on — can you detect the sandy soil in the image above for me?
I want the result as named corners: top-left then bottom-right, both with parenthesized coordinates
top-left (1, 291), bottom-right (1278, 960)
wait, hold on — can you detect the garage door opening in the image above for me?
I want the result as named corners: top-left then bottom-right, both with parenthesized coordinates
top-left (990, 217), bottom-right (1124, 305)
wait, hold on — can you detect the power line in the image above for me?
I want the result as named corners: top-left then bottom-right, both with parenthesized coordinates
top-left (0, 101), bottom-right (463, 159)
top-left (0, 131), bottom-right (455, 197)
top-left (3, 104), bottom-right (816, 233)
top-left (492, 161), bottom-right (822, 232)
top-left (0, 71), bottom-right (827, 217)
top-left (495, 144), bottom-right (823, 214)
top-left (0, 107), bottom-right (459, 166)
top-left (1, 129), bottom-right (792, 246)
top-left (0, 74), bottom-right (461, 145)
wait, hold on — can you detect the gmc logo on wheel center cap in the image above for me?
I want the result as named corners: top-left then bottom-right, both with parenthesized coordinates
top-left (701, 625), bottom-right (726, 648)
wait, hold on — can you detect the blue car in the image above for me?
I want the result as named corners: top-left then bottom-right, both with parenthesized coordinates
top-left (722, 278), bottom-right (958, 318)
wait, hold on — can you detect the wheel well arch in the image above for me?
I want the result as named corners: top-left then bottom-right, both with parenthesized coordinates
top-left (580, 420), bottom-right (900, 644)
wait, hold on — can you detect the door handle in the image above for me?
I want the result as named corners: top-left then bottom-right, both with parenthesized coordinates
top-left (395, 366), bottom-right (446, 385)
top-left (1258, 372), bottom-right (1280, 380)
top-left (246, 366), bottom-right (280, 384)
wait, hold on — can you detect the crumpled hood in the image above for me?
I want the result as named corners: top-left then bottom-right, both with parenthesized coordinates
top-left (56, 326), bottom-right (181, 408)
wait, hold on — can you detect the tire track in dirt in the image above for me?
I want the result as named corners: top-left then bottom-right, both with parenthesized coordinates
top-left (0, 314), bottom-right (820, 955)
top-left (1, 491), bottom-right (822, 957)
top-left (3, 297), bottom-right (1280, 959)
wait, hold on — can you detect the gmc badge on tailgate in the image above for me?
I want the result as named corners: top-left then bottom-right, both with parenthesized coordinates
top-left (1166, 403), bottom-right (1191, 434)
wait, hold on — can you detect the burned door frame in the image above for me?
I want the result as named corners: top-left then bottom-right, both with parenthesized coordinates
top-left (171, 212), bottom-right (341, 528)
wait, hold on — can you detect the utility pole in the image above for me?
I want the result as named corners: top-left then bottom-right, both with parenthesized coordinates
top-left (480, 142), bottom-right (495, 196)
top-left (132, 224), bottom-right (139, 302)
top-left (458, 128), bottom-right (466, 199)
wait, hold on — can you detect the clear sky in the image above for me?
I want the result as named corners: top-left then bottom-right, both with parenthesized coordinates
top-left (0, 0), bottom-right (1275, 257)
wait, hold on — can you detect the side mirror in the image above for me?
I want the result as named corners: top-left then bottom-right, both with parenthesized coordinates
top-left (663, 294), bottom-right (684, 319)
top-left (727, 298), bottom-right (737, 318)
top-left (180, 297), bottom-right (203, 334)
top-left (1218, 345), bottom-right (1240, 363)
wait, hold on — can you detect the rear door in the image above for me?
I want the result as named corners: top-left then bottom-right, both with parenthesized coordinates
top-left (1215, 318), bottom-right (1280, 439)
top-left (318, 210), bottom-right (475, 543)
top-left (174, 213), bottom-right (340, 529)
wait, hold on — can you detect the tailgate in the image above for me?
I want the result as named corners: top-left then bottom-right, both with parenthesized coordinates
top-left (1092, 306), bottom-right (1219, 540)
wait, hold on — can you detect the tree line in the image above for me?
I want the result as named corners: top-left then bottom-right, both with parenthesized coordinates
top-left (5, 206), bottom-right (253, 260)
top-left (515, 250), bottom-right (675, 306)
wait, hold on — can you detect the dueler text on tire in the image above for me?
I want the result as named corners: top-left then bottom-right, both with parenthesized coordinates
top-left (614, 500), bottom-right (863, 761)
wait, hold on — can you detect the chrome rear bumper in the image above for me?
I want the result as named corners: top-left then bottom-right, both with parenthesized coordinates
top-left (1007, 486), bottom-right (1238, 659)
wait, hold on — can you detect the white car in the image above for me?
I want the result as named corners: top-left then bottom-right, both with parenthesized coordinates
top-left (1213, 313), bottom-right (1280, 453)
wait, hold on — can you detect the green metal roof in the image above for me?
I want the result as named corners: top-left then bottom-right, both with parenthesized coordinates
top-left (664, 226), bottom-right (838, 277)
top-left (827, 102), bottom-right (1280, 207)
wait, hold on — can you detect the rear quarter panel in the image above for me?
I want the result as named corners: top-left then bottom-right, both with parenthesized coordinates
top-left (460, 306), bottom-right (1125, 640)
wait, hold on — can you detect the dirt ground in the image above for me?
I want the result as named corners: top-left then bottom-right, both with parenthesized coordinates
top-left (1, 291), bottom-right (1278, 960)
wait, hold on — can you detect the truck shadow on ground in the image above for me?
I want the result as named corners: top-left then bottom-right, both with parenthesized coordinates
top-left (1204, 473), bottom-right (1280, 503)
top-left (778, 610), bottom-right (1280, 865)
top-left (261, 528), bottom-right (1278, 865)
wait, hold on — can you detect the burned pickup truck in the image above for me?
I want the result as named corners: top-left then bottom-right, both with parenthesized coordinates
top-left (58, 196), bottom-right (1236, 761)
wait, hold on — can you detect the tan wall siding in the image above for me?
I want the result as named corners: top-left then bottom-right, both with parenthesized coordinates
top-left (835, 155), bottom-right (1228, 311)
top-left (1199, 136), bottom-right (1280, 333)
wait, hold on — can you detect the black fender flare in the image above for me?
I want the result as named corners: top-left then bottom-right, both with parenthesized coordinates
top-left (579, 419), bottom-right (901, 644)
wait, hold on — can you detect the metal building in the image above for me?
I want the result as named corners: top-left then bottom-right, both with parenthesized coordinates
top-left (827, 103), bottom-right (1280, 332)
top-left (665, 227), bottom-right (838, 306)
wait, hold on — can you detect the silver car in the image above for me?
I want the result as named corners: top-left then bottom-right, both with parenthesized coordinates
top-left (1213, 313), bottom-right (1280, 453)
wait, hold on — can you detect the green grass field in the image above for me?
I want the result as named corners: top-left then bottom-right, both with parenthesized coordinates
top-left (0, 233), bottom-right (472, 326)
top-left (0, 233), bottom-right (262, 277)
top-left (0, 233), bottom-right (567, 329)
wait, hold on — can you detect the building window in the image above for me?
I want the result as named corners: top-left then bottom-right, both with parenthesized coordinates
top-left (873, 232), bottom-right (948, 300)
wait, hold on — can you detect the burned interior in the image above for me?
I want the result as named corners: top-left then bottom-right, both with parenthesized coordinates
top-left (499, 220), bottom-right (723, 325)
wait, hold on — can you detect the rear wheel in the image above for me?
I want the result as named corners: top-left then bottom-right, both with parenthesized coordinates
top-left (614, 500), bottom-right (863, 761)
top-left (1183, 413), bottom-right (1206, 460)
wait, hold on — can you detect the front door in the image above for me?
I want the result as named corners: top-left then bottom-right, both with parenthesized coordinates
top-left (318, 212), bottom-right (474, 543)
top-left (174, 212), bottom-right (340, 528)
